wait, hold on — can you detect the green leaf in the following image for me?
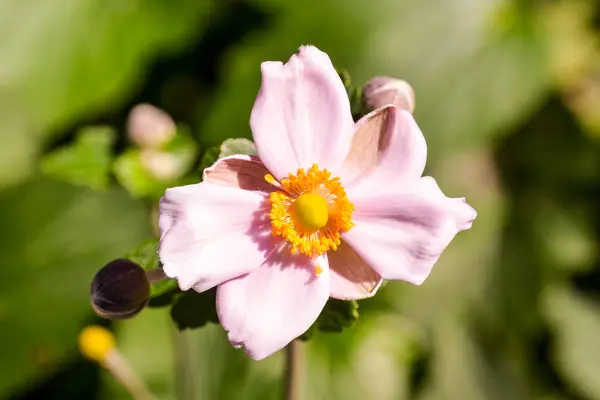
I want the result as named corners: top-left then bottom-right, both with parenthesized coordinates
top-left (126, 240), bottom-right (178, 300)
top-left (113, 149), bottom-right (164, 198)
top-left (0, 0), bottom-right (213, 188)
top-left (218, 138), bottom-right (257, 158)
top-left (126, 240), bottom-right (160, 271)
top-left (170, 289), bottom-right (219, 330)
top-left (299, 299), bottom-right (359, 341)
top-left (542, 285), bottom-right (600, 400)
top-left (316, 299), bottom-right (359, 332)
top-left (41, 126), bottom-right (115, 191)
top-left (0, 175), bottom-right (151, 395)
top-left (198, 146), bottom-right (220, 173)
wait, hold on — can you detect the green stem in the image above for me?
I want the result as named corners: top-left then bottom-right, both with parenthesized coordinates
top-left (283, 340), bottom-right (303, 400)
top-left (172, 328), bottom-right (200, 400)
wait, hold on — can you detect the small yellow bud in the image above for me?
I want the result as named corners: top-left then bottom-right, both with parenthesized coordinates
top-left (78, 325), bottom-right (115, 364)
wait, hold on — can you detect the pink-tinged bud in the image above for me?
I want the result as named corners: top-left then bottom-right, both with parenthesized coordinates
top-left (362, 76), bottom-right (415, 114)
top-left (127, 104), bottom-right (176, 148)
top-left (140, 149), bottom-right (183, 181)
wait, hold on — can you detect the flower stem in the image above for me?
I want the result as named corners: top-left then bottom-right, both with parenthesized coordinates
top-left (172, 329), bottom-right (200, 400)
top-left (284, 340), bottom-right (303, 400)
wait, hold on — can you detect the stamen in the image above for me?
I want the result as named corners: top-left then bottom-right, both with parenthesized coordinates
top-left (264, 174), bottom-right (276, 185)
top-left (315, 265), bottom-right (323, 276)
top-left (267, 164), bottom-right (354, 256)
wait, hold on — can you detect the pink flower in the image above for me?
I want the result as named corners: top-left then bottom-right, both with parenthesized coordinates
top-left (158, 46), bottom-right (476, 360)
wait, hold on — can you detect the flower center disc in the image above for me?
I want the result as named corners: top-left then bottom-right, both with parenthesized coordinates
top-left (293, 193), bottom-right (329, 231)
top-left (266, 164), bottom-right (354, 256)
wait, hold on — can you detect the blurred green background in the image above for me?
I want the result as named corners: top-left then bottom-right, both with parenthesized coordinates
top-left (1, 0), bottom-right (600, 399)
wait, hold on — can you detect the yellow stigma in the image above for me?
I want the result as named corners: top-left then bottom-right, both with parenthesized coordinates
top-left (293, 193), bottom-right (329, 231)
top-left (267, 164), bottom-right (354, 256)
top-left (78, 325), bottom-right (116, 364)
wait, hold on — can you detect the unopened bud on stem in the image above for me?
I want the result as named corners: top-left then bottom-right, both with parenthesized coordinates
top-left (91, 259), bottom-right (151, 320)
top-left (140, 149), bottom-right (184, 182)
top-left (127, 104), bottom-right (176, 149)
top-left (78, 326), bottom-right (153, 400)
top-left (362, 76), bottom-right (415, 114)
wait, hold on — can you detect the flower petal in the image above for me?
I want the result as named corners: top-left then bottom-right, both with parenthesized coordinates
top-left (342, 177), bottom-right (476, 285)
top-left (342, 105), bottom-right (426, 192)
top-left (216, 251), bottom-right (330, 360)
top-left (158, 182), bottom-right (276, 291)
top-left (250, 45), bottom-right (354, 180)
top-left (202, 154), bottom-right (274, 192)
top-left (328, 241), bottom-right (382, 300)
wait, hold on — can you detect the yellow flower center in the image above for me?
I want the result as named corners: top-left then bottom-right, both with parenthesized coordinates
top-left (266, 164), bottom-right (354, 256)
top-left (293, 193), bottom-right (329, 231)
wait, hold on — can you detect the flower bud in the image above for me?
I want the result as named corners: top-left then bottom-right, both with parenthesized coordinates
top-left (362, 76), bottom-right (415, 114)
top-left (91, 259), bottom-right (150, 320)
top-left (78, 325), bottom-right (116, 364)
top-left (140, 149), bottom-right (183, 181)
top-left (127, 104), bottom-right (176, 149)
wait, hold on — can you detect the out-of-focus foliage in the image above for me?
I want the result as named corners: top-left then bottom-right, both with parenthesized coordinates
top-left (114, 128), bottom-right (198, 199)
top-left (1, 0), bottom-right (600, 399)
top-left (198, 0), bottom-right (550, 160)
top-left (0, 177), bottom-right (152, 394)
top-left (0, 0), bottom-right (213, 189)
top-left (41, 126), bottom-right (116, 191)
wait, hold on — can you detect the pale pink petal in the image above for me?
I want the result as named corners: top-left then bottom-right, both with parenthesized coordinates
top-left (217, 251), bottom-right (330, 360)
top-left (328, 241), bottom-right (383, 300)
top-left (202, 154), bottom-right (274, 192)
top-left (250, 45), bottom-right (354, 180)
top-left (342, 105), bottom-right (426, 194)
top-left (342, 177), bottom-right (476, 285)
top-left (159, 182), bottom-right (276, 291)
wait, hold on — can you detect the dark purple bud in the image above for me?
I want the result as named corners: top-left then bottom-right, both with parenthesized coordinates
top-left (91, 259), bottom-right (150, 320)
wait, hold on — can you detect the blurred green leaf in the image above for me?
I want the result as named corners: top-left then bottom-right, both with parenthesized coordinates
top-left (113, 149), bottom-right (165, 198)
top-left (0, 0), bottom-right (213, 188)
top-left (543, 286), bottom-right (600, 400)
top-left (0, 175), bottom-right (151, 395)
top-left (218, 138), bottom-right (257, 158)
top-left (113, 130), bottom-right (198, 199)
top-left (170, 289), bottom-right (219, 331)
top-left (41, 126), bottom-right (115, 191)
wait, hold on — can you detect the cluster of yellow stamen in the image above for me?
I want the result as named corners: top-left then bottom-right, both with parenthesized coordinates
top-left (267, 164), bottom-right (354, 257)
